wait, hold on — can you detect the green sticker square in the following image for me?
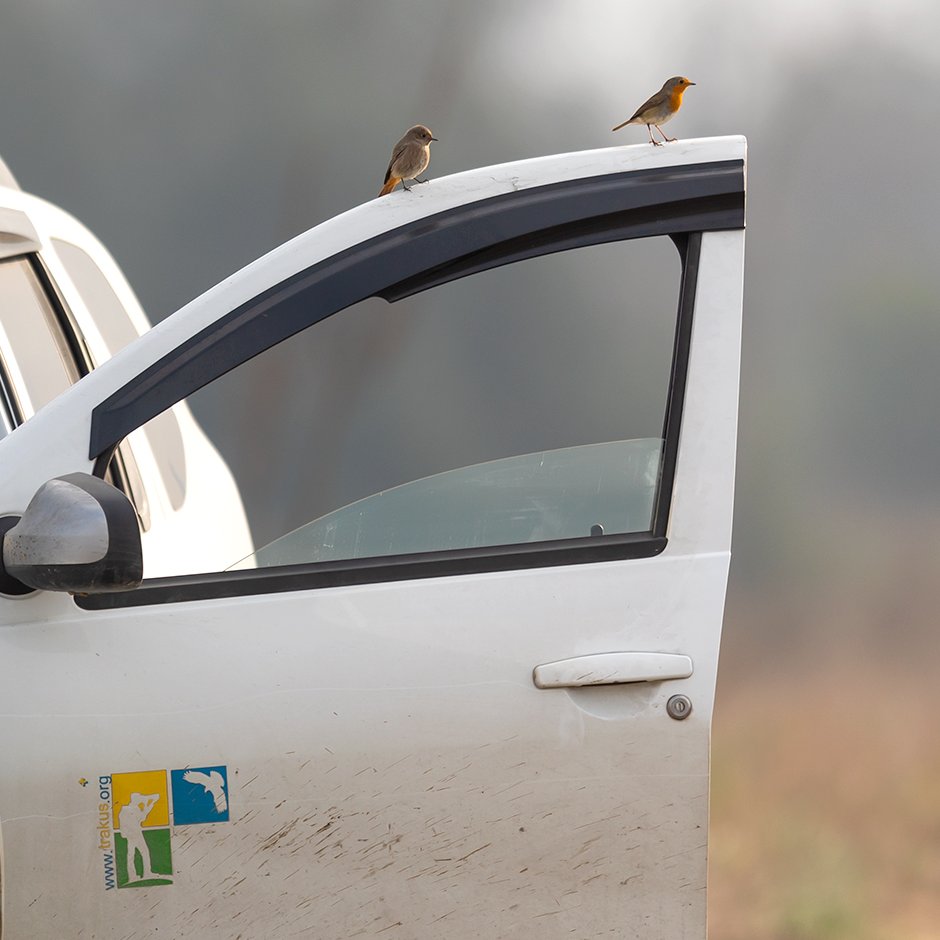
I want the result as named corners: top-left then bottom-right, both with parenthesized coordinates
top-left (114, 828), bottom-right (173, 887)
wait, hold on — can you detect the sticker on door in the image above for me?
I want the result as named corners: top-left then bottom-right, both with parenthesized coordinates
top-left (94, 764), bottom-right (231, 890)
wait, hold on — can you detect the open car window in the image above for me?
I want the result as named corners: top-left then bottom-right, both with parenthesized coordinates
top-left (146, 234), bottom-right (683, 576)
top-left (78, 153), bottom-right (745, 602)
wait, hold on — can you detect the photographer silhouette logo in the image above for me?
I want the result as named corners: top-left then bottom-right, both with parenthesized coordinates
top-left (111, 771), bottom-right (173, 888)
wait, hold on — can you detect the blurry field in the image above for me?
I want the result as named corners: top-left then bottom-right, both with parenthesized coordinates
top-left (709, 599), bottom-right (940, 939)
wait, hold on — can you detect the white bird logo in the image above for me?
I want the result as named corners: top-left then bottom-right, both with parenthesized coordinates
top-left (182, 769), bottom-right (228, 814)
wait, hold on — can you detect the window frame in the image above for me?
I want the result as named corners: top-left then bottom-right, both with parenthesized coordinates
top-left (0, 361), bottom-right (19, 434)
top-left (78, 160), bottom-right (744, 610)
top-left (0, 330), bottom-right (25, 430)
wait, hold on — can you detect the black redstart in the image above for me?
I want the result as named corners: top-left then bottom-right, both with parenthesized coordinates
top-left (379, 125), bottom-right (438, 196)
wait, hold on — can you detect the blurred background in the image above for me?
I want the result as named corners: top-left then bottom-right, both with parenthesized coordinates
top-left (3, 0), bottom-right (939, 935)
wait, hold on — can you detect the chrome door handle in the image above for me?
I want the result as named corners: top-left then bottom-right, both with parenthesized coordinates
top-left (532, 652), bottom-right (693, 689)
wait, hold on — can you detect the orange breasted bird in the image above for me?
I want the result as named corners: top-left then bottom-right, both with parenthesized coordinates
top-left (379, 125), bottom-right (438, 196)
top-left (612, 77), bottom-right (696, 146)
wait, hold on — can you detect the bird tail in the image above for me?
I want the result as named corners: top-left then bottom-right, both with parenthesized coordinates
top-left (379, 177), bottom-right (399, 196)
top-left (611, 117), bottom-right (638, 132)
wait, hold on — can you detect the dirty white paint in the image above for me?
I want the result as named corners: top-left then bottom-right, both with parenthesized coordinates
top-left (0, 139), bottom-right (744, 937)
top-left (0, 553), bottom-right (725, 937)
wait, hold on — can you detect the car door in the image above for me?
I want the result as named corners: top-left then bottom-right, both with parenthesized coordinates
top-left (0, 137), bottom-right (745, 938)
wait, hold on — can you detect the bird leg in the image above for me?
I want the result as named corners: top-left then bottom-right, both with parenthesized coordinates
top-left (646, 124), bottom-right (663, 146)
top-left (655, 125), bottom-right (677, 143)
top-left (401, 180), bottom-right (412, 191)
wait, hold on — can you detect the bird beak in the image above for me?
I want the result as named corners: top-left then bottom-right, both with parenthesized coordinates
top-left (688, 81), bottom-right (696, 86)
top-left (431, 136), bottom-right (439, 142)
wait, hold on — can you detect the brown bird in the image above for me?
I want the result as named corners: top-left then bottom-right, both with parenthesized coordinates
top-left (378, 125), bottom-right (438, 196)
top-left (612, 77), bottom-right (696, 145)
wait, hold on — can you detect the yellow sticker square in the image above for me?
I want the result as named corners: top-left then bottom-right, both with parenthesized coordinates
top-left (111, 770), bottom-right (169, 830)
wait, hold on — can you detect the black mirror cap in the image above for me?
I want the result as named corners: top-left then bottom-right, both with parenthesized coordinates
top-left (1, 472), bottom-right (143, 595)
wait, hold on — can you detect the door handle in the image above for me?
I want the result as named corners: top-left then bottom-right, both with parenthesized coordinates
top-left (532, 652), bottom-right (693, 689)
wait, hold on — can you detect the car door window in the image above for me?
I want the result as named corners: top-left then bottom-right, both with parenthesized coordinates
top-left (140, 235), bottom-right (683, 575)
top-left (0, 257), bottom-right (80, 417)
top-left (81, 156), bottom-right (744, 592)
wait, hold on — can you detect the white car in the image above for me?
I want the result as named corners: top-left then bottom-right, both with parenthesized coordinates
top-left (0, 136), bottom-right (745, 938)
top-left (0, 156), bottom-right (252, 578)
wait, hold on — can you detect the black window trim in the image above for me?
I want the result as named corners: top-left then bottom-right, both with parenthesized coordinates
top-left (0, 343), bottom-right (25, 429)
top-left (77, 159), bottom-right (743, 611)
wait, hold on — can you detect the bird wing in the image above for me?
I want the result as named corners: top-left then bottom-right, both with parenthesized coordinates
top-left (629, 88), bottom-right (666, 122)
top-left (183, 770), bottom-right (212, 788)
top-left (613, 88), bottom-right (667, 131)
top-left (384, 145), bottom-right (406, 184)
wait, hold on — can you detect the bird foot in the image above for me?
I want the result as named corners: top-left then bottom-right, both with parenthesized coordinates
top-left (415, 177), bottom-right (430, 184)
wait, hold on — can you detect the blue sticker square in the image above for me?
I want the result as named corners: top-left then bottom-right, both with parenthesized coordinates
top-left (170, 766), bottom-right (230, 825)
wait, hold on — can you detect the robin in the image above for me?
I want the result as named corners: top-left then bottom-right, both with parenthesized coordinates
top-left (378, 125), bottom-right (438, 196)
top-left (612, 77), bottom-right (696, 145)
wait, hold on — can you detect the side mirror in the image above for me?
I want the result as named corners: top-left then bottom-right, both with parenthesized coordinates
top-left (0, 472), bottom-right (142, 594)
